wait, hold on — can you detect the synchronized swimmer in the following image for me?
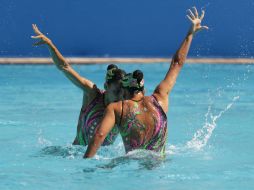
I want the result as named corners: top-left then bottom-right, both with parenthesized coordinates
top-left (84, 7), bottom-right (208, 158)
top-left (32, 7), bottom-right (208, 158)
top-left (32, 26), bottom-right (126, 146)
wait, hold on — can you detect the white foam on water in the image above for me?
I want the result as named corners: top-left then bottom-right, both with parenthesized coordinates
top-left (37, 136), bottom-right (52, 146)
top-left (37, 129), bottom-right (52, 146)
top-left (95, 141), bottom-right (125, 160)
top-left (185, 96), bottom-right (239, 151)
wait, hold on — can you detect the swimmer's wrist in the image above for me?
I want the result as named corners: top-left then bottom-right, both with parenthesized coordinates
top-left (187, 27), bottom-right (195, 36)
top-left (186, 30), bottom-right (194, 40)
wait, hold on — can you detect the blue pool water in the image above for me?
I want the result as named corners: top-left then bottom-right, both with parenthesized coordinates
top-left (0, 63), bottom-right (254, 190)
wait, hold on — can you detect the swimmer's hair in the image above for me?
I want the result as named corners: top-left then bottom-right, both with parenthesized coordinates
top-left (106, 64), bottom-right (126, 84)
top-left (111, 69), bottom-right (126, 83)
top-left (129, 70), bottom-right (145, 95)
top-left (133, 70), bottom-right (143, 84)
top-left (107, 64), bottom-right (118, 71)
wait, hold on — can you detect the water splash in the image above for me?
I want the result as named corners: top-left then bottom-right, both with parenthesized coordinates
top-left (186, 96), bottom-right (239, 150)
top-left (37, 129), bottom-right (52, 146)
top-left (38, 136), bottom-right (52, 146)
top-left (39, 145), bottom-right (85, 159)
top-left (37, 141), bottom-right (124, 160)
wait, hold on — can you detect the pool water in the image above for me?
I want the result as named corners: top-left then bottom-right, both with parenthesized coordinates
top-left (0, 63), bottom-right (254, 190)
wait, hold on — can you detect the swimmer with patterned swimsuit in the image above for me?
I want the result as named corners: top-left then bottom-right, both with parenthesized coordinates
top-left (75, 87), bottom-right (119, 145)
top-left (84, 7), bottom-right (208, 158)
top-left (119, 95), bottom-right (167, 154)
top-left (31, 25), bottom-right (126, 146)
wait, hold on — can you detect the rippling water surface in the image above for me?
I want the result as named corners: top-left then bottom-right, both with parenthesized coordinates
top-left (0, 63), bottom-right (254, 190)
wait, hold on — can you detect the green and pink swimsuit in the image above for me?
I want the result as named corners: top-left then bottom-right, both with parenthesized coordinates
top-left (75, 90), bottom-right (119, 146)
top-left (120, 95), bottom-right (167, 155)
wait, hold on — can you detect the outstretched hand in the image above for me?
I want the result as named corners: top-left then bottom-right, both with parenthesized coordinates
top-left (31, 24), bottom-right (51, 46)
top-left (187, 7), bottom-right (208, 35)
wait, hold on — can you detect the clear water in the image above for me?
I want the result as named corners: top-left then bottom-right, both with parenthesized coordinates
top-left (0, 63), bottom-right (254, 190)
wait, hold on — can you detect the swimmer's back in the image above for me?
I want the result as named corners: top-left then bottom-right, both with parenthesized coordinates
top-left (115, 95), bottom-right (167, 154)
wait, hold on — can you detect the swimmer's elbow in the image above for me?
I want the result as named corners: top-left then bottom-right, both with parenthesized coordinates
top-left (60, 64), bottom-right (71, 72)
top-left (172, 53), bottom-right (185, 66)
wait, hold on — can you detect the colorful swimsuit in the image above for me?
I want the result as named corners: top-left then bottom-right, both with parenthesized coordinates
top-left (75, 89), bottom-right (119, 146)
top-left (119, 95), bottom-right (167, 155)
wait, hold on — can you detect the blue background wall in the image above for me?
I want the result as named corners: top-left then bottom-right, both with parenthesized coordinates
top-left (0, 0), bottom-right (253, 57)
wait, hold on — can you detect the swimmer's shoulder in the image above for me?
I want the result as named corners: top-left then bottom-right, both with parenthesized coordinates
top-left (107, 102), bottom-right (121, 111)
top-left (82, 84), bottom-right (103, 106)
top-left (106, 100), bottom-right (124, 115)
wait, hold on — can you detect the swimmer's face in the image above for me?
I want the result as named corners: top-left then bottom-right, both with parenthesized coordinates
top-left (105, 82), bottom-right (124, 103)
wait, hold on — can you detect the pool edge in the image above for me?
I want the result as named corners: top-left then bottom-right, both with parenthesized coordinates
top-left (0, 57), bottom-right (254, 64)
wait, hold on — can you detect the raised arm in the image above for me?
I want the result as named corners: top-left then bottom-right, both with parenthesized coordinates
top-left (83, 103), bottom-right (117, 158)
top-left (31, 24), bottom-right (94, 93)
top-left (153, 7), bottom-right (208, 111)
